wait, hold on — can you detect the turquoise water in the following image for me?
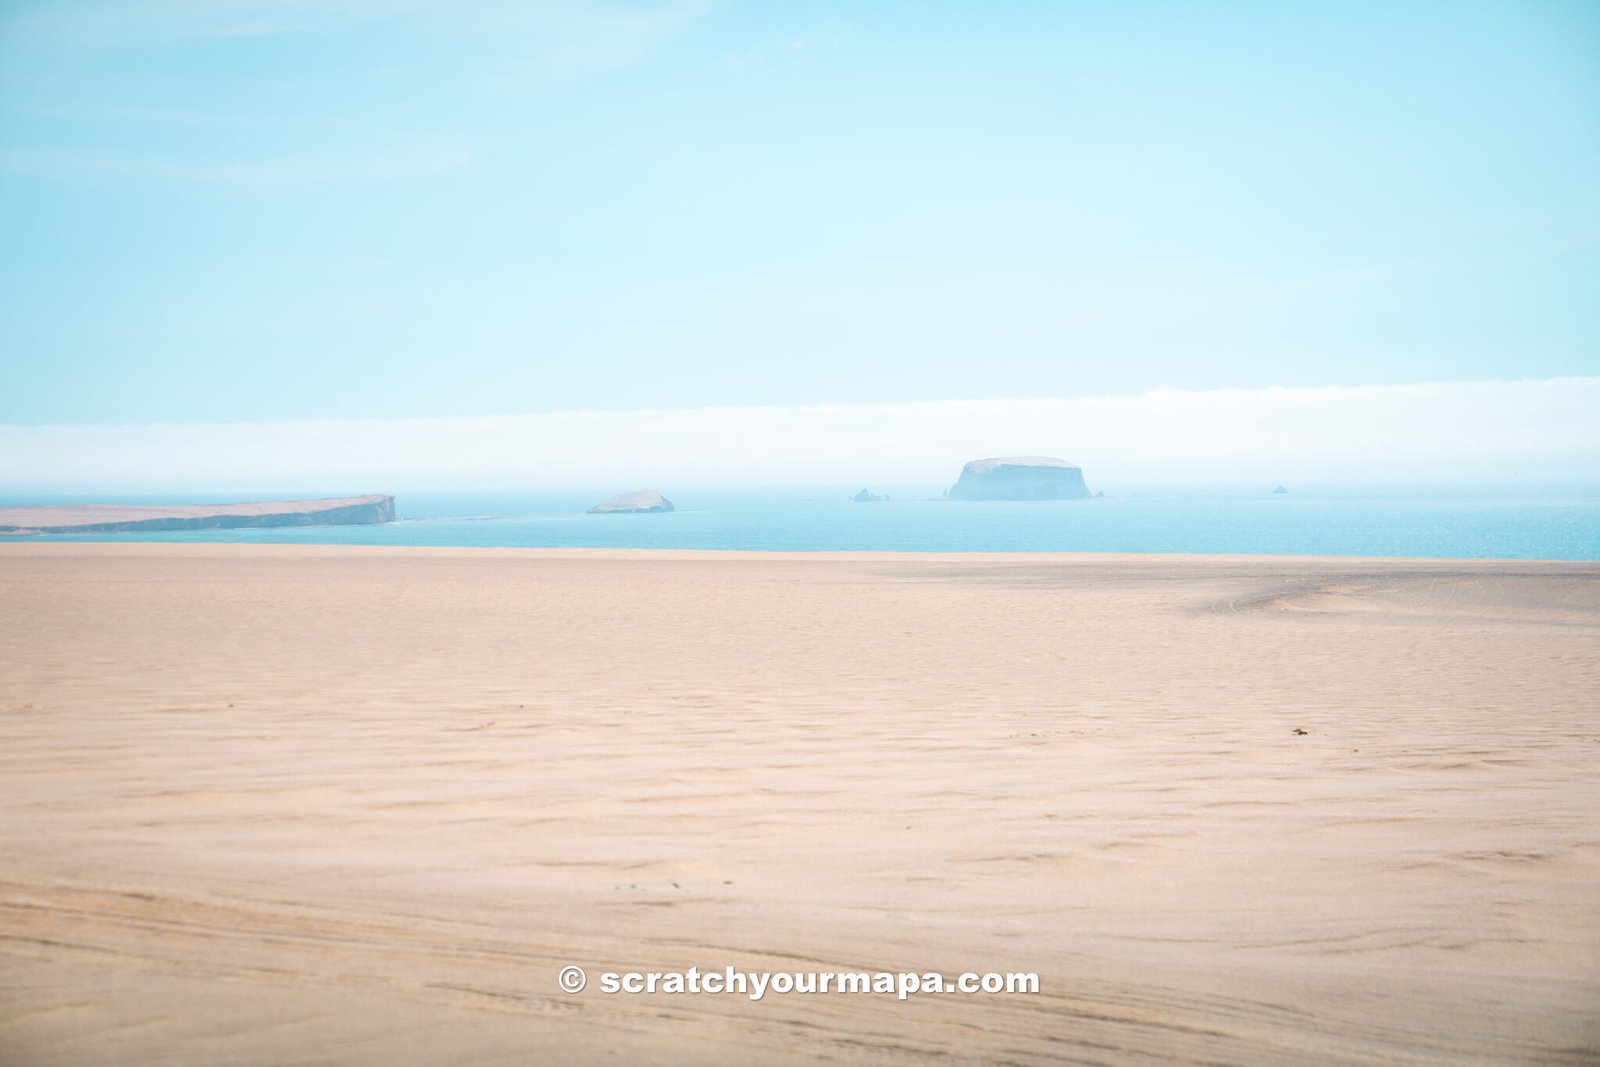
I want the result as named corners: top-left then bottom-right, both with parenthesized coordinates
top-left (5, 488), bottom-right (1599, 560)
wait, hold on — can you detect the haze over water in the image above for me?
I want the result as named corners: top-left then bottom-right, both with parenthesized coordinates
top-left (5, 488), bottom-right (1597, 560)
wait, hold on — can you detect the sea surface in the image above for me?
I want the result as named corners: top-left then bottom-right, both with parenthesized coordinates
top-left (4, 488), bottom-right (1599, 560)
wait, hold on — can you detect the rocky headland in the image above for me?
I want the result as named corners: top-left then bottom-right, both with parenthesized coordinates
top-left (0, 495), bottom-right (396, 534)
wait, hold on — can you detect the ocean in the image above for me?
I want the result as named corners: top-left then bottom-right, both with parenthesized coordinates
top-left (4, 487), bottom-right (1599, 560)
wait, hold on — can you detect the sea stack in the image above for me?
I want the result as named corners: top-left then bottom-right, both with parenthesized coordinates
top-left (588, 490), bottom-right (674, 514)
top-left (947, 457), bottom-right (1090, 500)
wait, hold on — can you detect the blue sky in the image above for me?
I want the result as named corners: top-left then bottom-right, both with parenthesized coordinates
top-left (2, 0), bottom-right (1598, 427)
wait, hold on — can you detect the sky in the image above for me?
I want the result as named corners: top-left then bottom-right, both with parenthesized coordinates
top-left (1, 0), bottom-right (1597, 486)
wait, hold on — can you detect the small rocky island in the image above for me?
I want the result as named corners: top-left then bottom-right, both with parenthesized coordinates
top-left (947, 457), bottom-right (1090, 500)
top-left (588, 490), bottom-right (674, 514)
top-left (0, 494), bottom-right (395, 534)
top-left (1273, 485), bottom-right (1290, 494)
top-left (851, 489), bottom-right (889, 503)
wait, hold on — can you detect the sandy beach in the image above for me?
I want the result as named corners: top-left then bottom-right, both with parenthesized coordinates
top-left (1, 543), bottom-right (1597, 1065)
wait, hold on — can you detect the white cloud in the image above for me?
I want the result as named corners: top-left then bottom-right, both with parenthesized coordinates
top-left (0, 142), bottom-right (475, 186)
top-left (2, 0), bottom-right (444, 43)
top-left (2, 377), bottom-right (1597, 492)
top-left (1, 0), bottom-right (708, 56)
top-left (0, 1), bottom-right (706, 186)
top-left (513, 0), bottom-right (713, 80)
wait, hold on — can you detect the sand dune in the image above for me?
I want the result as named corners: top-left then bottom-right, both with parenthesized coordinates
top-left (1, 544), bottom-right (1597, 1064)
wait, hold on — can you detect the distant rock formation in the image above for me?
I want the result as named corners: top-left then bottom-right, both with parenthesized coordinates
top-left (851, 489), bottom-right (889, 503)
top-left (0, 495), bottom-right (395, 534)
top-left (947, 457), bottom-right (1090, 500)
top-left (588, 490), bottom-right (674, 514)
top-left (1273, 485), bottom-right (1289, 494)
